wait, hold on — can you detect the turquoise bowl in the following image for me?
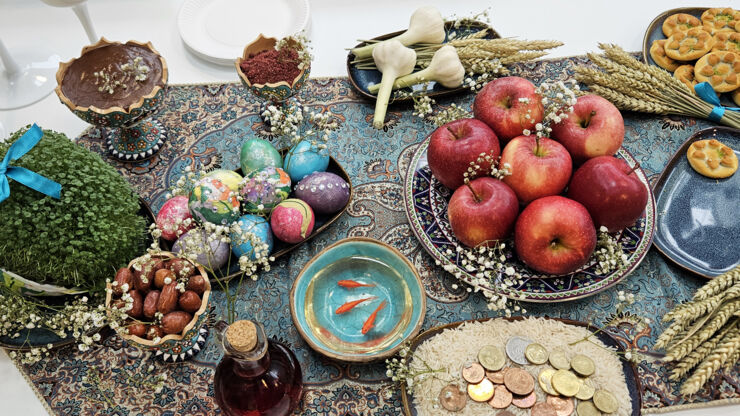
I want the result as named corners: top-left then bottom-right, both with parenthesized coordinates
top-left (290, 237), bottom-right (426, 362)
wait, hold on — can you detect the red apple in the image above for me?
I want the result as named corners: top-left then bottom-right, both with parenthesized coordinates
top-left (427, 118), bottom-right (500, 190)
top-left (550, 94), bottom-right (625, 164)
top-left (448, 177), bottom-right (519, 248)
top-left (473, 76), bottom-right (544, 144)
top-left (567, 156), bottom-right (648, 232)
top-left (514, 196), bottom-right (597, 275)
top-left (499, 135), bottom-right (572, 205)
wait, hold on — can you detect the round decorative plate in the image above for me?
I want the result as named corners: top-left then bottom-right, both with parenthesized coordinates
top-left (290, 237), bottom-right (426, 362)
top-left (178, 0), bottom-right (311, 66)
top-left (404, 138), bottom-right (656, 303)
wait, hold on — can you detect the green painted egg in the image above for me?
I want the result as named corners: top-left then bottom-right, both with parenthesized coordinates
top-left (240, 138), bottom-right (282, 176)
top-left (188, 177), bottom-right (240, 225)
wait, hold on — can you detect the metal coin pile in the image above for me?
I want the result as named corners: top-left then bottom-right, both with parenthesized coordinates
top-left (437, 336), bottom-right (620, 415)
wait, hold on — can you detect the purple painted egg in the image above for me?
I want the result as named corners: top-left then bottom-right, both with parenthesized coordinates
top-left (156, 196), bottom-right (195, 241)
top-left (294, 172), bottom-right (350, 215)
top-left (270, 199), bottom-right (315, 244)
top-left (172, 229), bottom-right (230, 269)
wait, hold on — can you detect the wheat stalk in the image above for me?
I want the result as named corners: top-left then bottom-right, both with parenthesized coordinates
top-left (694, 266), bottom-right (740, 301)
top-left (665, 299), bottom-right (740, 362)
top-left (670, 322), bottom-right (737, 380)
top-left (681, 323), bottom-right (740, 395)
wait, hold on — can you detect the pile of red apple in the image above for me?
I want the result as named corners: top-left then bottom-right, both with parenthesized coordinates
top-left (428, 76), bottom-right (648, 276)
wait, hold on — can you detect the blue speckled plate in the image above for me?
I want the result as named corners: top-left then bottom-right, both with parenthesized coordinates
top-left (652, 126), bottom-right (740, 278)
top-left (347, 21), bottom-right (500, 102)
top-left (290, 237), bottom-right (426, 362)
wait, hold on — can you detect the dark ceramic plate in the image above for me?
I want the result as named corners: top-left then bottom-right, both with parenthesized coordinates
top-left (400, 317), bottom-right (642, 416)
top-left (652, 126), bottom-right (740, 278)
top-left (0, 198), bottom-right (156, 351)
top-left (347, 20), bottom-right (500, 102)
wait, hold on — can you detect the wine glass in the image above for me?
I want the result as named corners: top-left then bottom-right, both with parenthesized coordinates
top-left (0, 39), bottom-right (60, 110)
top-left (41, 0), bottom-right (98, 43)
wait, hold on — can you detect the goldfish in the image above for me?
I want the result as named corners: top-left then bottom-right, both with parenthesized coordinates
top-left (334, 296), bottom-right (377, 314)
top-left (337, 279), bottom-right (376, 288)
top-left (361, 300), bottom-right (387, 335)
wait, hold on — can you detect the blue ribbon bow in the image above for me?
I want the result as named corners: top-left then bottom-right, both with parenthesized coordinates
top-left (694, 82), bottom-right (740, 123)
top-left (0, 124), bottom-right (62, 203)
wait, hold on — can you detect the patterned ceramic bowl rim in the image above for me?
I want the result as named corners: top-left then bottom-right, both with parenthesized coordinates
top-left (104, 252), bottom-right (211, 346)
top-left (55, 37), bottom-right (169, 115)
top-left (234, 33), bottom-right (308, 89)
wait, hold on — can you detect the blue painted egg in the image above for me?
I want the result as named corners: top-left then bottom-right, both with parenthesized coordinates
top-left (204, 169), bottom-right (243, 191)
top-left (172, 229), bottom-right (230, 270)
top-left (283, 139), bottom-right (329, 182)
top-left (240, 138), bottom-right (282, 176)
top-left (239, 166), bottom-right (291, 214)
top-left (229, 215), bottom-right (274, 261)
top-left (188, 177), bottom-right (240, 225)
top-left (295, 172), bottom-right (350, 215)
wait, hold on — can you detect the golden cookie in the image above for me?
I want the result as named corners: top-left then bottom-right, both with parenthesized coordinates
top-left (732, 88), bottom-right (740, 106)
top-left (701, 8), bottom-right (740, 34)
top-left (694, 51), bottom-right (740, 92)
top-left (650, 39), bottom-right (681, 71)
top-left (673, 64), bottom-right (697, 92)
top-left (687, 139), bottom-right (738, 178)
top-left (713, 31), bottom-right (740, 53)
top-left (664, 28), bottom-right (715, 61)
top-left (663, 13), bottom-right (703, 37)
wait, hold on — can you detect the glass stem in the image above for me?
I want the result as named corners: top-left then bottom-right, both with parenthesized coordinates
top-left (0, 39), bottom-right (20, 77)
top-left (72, 3), bottom-right (97, 43)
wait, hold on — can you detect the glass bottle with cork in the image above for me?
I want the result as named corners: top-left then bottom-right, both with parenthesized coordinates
top-left (214, 319), bottom-right (303, 416)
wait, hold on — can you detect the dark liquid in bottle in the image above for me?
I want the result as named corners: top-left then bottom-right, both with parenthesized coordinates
top-left (215, 339), bottom-right (303, 416)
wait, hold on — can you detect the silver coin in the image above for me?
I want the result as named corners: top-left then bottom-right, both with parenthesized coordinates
top-left (505, 336), bottom-right (533, 365)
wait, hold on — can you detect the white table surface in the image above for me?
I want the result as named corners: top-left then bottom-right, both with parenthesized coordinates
top-left (1, 0), bottom-right (738, 414)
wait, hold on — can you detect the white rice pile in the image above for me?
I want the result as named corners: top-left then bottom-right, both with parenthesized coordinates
top-left (409, 317), bottom-right (632, 416)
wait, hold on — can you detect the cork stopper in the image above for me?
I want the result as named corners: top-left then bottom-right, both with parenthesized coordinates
top-left (226, 320), bottom-right (258, 352)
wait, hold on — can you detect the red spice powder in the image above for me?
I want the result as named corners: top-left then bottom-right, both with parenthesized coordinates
top-left (240, 48), bottom-right (302, 85)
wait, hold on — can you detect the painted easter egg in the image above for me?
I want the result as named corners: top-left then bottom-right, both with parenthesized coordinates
top-left (294, 172), bottom-right (350, 215)
top-left (270, 199), bottom-right (315, 244)
top-left (188, 177), bottom-right (240, 225)
top-left (156, 196), bottom-right (195, 241)
top-left (172, 229), bottom-right (230, 270)
top-left (230, 214), bottom-right (274, 260)
top-left (283, 139), bottom-right (329, 182)
top-left (204, 169), bottom-right (243, 191)
top-left (239, 166), bottom-right (291, 214)
top-left (240, 138), bottom-right (282, 176)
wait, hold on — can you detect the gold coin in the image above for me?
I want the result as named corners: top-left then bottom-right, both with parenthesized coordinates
top-left (478, 345), bottom-right (506, 371)
top-left (538, 368), bottom-right (559, 396)
top-left (462, 362), bottom-right (485, 384)
top-left (551, 370), bottom-right (580, 397)
top-left (486, 367), bottom-right (507, 384)
top-left (525, 343), bottom-right (549, 365)
top-left (549, 349), bottom-right (571, 370)
top-left (504, 367), bottom-right (535, 395)
top-left (571, 354), bottom-right (595, 377)
top-left (576, 380), bottom-right (595, 401)
top-left (467, 378), bottom-right (495, 402)
top-left (593, 390), bottom-right (619, 413)
top-left (531, 402), bottom-right (558, 416)
top-left (488, 384), bottom-right (513, 409)
top-left (438, 384), bottom-right (467, 412)
top-left (512, 391), bottom-right (537, 409)
top-left (547, 395), bottom-right (575, 416)
top-left (576, 401), bottom-right (602, 416)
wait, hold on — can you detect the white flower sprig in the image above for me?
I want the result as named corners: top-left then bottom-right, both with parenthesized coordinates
top-left (385, 343), bottom-right (451, 395)
top-left (594, 226), bottom-right (629, 275)
top-left (275, 33), bottom-right (313, 70)
top-left (523, 80), bottom-right (579, 138)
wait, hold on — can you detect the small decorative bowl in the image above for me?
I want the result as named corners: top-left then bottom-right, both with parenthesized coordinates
top-left (105, 252), bottom-right (211, 362)
top-left (55, 38), bottom-right (168, 162)
top-left (235, 34), bottom-right (310, 103)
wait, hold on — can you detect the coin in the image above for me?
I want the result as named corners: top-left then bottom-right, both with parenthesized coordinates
top-left (547, 395), bottom-right (575, 416)
top-left (478, 345), bottom-right (506, 371)
top-left (438, 384), bottom-right (467, 412)
top-left (538, 368), bottom-right (559, 396)
top-left (504, 367), bottom-right (535, 395)
top-left (593, 390), bottom-right (619, 413)
top-left (487, 368), bottom-right (507, 384)
top-left (512, 391), bottom-right (537, 408)
top-left (488, 384), bottom-right (513, 409)
top-left (531, 402), bottom-right (558, 416)
top-left (467, 378), bottom-right (495, 402)
top-left (576, 380), bottom-right (595, 401)
top-left (462, 362), bottom-right (485, 384)
top-left (576, 401), bottom-right (602, 416)
top-left (571, 354), bottom-right (595, 377)
top-left (548, 349), bottom-right (571, 370)
top-left (506, 336), bottom-right (533, 365)
top-left (525, 343), bottom-right (549, 365)
top-left (551, 369), bottom-right (580, 397)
